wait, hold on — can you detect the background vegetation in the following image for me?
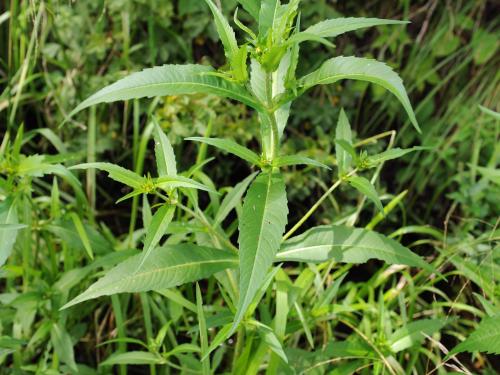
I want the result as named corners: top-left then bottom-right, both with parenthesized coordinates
top-left (1, 0), bottom-right (498, 374)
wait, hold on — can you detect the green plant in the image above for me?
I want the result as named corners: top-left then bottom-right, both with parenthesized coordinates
top-left (3, 1), bottom-right (498, 374)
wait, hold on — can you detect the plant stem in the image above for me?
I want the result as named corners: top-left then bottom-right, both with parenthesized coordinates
top-left (264, 72), bottom-right (280, 161)
top-left (283, 169), bottom-right (357, 241)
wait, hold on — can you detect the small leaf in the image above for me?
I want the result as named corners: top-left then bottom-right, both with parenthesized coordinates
top-left (202, 324), bottom-right (233, 361)
top-left (196, 284), bottom-right (210, 374)
top-left (335, 139), bottom-right (357, 164)
top-left (300, 56), bottom-right (419, 132)
top-left (251, 321), bottom-right (288, 363)
top-left (203, 0), bottom-right (238, 59)
top-left (0, 197), bottom-right (20, 268)
top-left (69, 212), bottom-right (94, 260)
top-left (50, 323), bottom-right (77, 372)
top-left (366, 147), bottom-right (427, 167)
top-left (335, 108), bottom-right (353, 175)
top-left (294, 17), bottom-right (408, 41)
top-left (70, 162), bottom-right (146, 190)
top-left (153, 120), bottom-right (177, 177)
top-left (215, 172), bottom-right (258, 225)
top-left (155, 175), bottom-right (217, 193)
top-left (277, 225), bottom-right (435, 273)
top-left (237, 0), bottom-right (260, 20)
top-left (448, 315), bottom-right (500, 356)
top-left (186, 137), bottom-right (261, 166)
top-left (274, 155), bottom-right (330, 169)
top-left (258, 0), bottom-right (280, 38)
top-left (388, 319), bottom-right (447, 352)
top-left (101, 351), bottom-right (166, 366)
top-left (479, 105), bottom-right (500, 120)
top-left (138, 205), bottom-right (175, 269)
top-left (348, 175), bottom-right (384, 213)
top-left (62, 245), bottom-right (238, 309)
top-left (233, 172), bottom-right (288, 332)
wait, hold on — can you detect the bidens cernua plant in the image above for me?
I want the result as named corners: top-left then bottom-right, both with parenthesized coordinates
top-left (61, 0), bottom-right (435, 369)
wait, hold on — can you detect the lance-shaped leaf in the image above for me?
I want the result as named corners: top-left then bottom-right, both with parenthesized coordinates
top-left (300, 56), bottom-right (420, 132)
top-left (70, 162), bottom-right (146, 190)
top-left (215, 172), bottom-right (258, 225)
top-left (0, 197), bottom-right (20, 267)
top-left (237, 0), bottom-right (260, 20)
top-left (203, 0), bottom-right (238, 59)
top-left (50, 323), bottom-right (77, 372)
top-left (153, 121), bottom-right (177, 177)
top-left (233, 172), bottom-right (288, 331)
top-left (259, 0), bottom-right (280, 38)
top-left (291, 17), bottom-right (408, 43)
top-left (366, 146), bottom-right (428, 167)
top-left (335, 109), bottom-right (353, 175)
top-left (388, 318), bottom-right (448, 353)
top-left (69, 64), bottom-right (261, 118)
top-left (276, 225), bottom-right (434, 273)
top-left (137, 205), bottom-right (175, 270)
top-left (348, 175), bottom-right (384, 213)
top-left (274, 155), bottom-right (329, 169)
top-left (448, 315), bottom-right (500, 356)
top-left (186, 137), bottom-right (261, 166)
top-left (62, 244), bottom-right (238, 309)
top-left (155, 175), bottom-right (217, 193)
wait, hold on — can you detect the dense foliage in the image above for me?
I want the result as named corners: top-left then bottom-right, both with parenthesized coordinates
top-left (1, 1), bottom-right (499, 374)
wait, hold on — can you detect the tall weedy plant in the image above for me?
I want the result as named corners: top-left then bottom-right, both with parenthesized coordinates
top-left (58, 0), bottom-right (436, 371)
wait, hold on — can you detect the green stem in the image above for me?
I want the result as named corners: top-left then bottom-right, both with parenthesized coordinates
top-left (282, 169), bottom-right (357, 241)
top-left (264, 72), bottom-right (280, 161)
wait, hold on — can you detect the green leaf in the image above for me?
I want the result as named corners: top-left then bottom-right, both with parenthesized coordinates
top-left (101, 351), bottom-right (166, 366)
top-left (335, 139), bottom-right (357, 163)
top-left (186, 137), bottom-right (261, 166)
top-left (155, 175), bottom-right (217, 193)
top-left (153, 120), bottom-right (177, 177)
top-left (335, 108), bottom-right (353, 175)
top-left (50, 323), bottom-right (77, 372)
top-left (300, 56), bottom-right (419, 132)
top-left (196, 284), bottom-right (210, 375)
top-left (62, 244), bottom-right (238, 309)
top-left (348, 175), bottom-right (384, 213)
top-left (69, 212), bottom-right (94, 260)
top-left (215, 172), bottom-right (258, 225)
top-left (203, 0), bottom-right (238, 59)
top-left (366, 147), bottom-right (427, 167)
top-left (202, 324), bottom-right (233, 361)
top-left (259, 0), bottom-right (279, 38)
top-left (479, 105), bottom-right (500, 120)
top-left (276, 225), bottom-right (434, 272)
top-left (70, 162), bottom-right (146, 190)
top-left (251, 320), bottom-right (288, 363)
top-left (138, 205), bottom-right (175, 269)
top-left (233, 172), bottom-right (288, 331)
top-left (388, 319), bottom-right (447, 352)
top-left (295, 17), bottom-right (408, 41)
top-left (474, 165), bottom-right (500, 186)
top-left (449, 315), bottom-right (500, 356)
top-left (0, 197), bottom-right (20, 268)
top-left (69, 64), bottom-right (260, 118)
top-left (237, 0), bottom-right (260, 20)
top-left (274, 155), bottom-right (329, 169)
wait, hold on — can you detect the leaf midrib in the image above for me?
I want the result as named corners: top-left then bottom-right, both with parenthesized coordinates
top-left (88, 80), bottom-right (258, 108)
top-left (244, 173), bottom-right (273, 301)
top-left (278, 243), bottom-right (417, 261)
